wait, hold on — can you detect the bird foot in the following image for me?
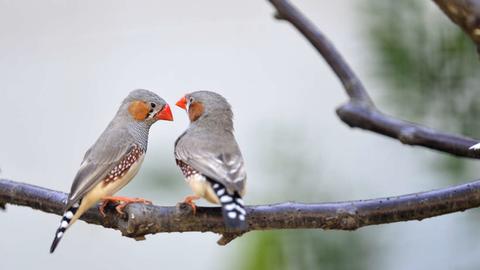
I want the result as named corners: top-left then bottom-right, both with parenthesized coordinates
top-left (99, 196), bottom-right (152, 217)
top-left (182, 195), bottom-right (201, 214)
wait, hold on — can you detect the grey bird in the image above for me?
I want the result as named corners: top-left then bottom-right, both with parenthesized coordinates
top-left (174, 91), bottom-right (247, 230)
top-left (49, 89), bottom-right (173, 253)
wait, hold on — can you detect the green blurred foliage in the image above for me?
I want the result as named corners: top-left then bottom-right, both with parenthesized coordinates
top-left (240, 231), bottom-right (370, 270)
top-left (363, 0), bottom-right (480, 180)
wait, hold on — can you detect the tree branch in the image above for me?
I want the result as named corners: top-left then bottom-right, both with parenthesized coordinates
top-left (268, 0), bottom-right (480, 158)
top-left (432, 0), bottom-right (480, 54)
top-left (2, 178), bottom-right (480, 245)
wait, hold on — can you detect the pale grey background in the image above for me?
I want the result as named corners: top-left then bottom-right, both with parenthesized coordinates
top-left (0, 1), bottom-right (477, 269)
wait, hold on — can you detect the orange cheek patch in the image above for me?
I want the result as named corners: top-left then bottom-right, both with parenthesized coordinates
top-left (128, 101), bottom-right (149, 121)
top-left (188, 102), bottom-right (204, 122)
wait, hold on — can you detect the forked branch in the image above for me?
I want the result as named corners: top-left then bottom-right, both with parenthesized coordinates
top-left (268, 0), bottom-right (480, 158)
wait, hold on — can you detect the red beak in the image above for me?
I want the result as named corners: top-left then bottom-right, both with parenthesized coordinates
top-left (156, 104), bottom-right (174, 121)
top-left (176, 96), bottom-right (187, 110)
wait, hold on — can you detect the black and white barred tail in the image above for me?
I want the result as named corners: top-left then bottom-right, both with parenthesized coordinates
top-left (49, 201), bottom-right (80, 253)
top-left (210, 181), bottom-right (247, 230)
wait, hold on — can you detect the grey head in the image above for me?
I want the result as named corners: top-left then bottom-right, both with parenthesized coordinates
top-left (90, 89), bottom-right (173, 155)
top-left (181, 90), bottom-right (233, 131)
top-left (116, 89), bottom-right (173, 127)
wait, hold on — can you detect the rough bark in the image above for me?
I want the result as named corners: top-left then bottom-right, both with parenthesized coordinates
top-left (2, 178), bottom-right (480, 245)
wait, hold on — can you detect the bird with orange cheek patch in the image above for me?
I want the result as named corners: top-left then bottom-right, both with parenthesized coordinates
top-left (174, 91), bottom-right (247, 230)
top-left (49, 89), bottom-right (173, 253)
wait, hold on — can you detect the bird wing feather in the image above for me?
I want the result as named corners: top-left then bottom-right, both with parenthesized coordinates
top-left (66, 127), bottom-right (135, 209)
top-left (175, 133), bottom-right (246, 193)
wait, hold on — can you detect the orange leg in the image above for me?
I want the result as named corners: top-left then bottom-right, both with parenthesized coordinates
top-left (99, 196), bottom-right (152, 216)
top-left (183, 195), bottom-right (201, 214)
top-left (99, 200), bottom-right (110, 217)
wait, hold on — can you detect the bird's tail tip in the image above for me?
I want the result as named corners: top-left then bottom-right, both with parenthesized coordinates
top-left (211, 182), bottom-right (248, 231)
top-left (50, 231), bottom-right (63, 253)
top-left (224, 216), bottom-right (248, 231)
top-left (49, 202), bottom-right (80, 253)
top-left (223, 195), bottom-right (247, 231)
top-left (49, 221), bottom-right (68, 253)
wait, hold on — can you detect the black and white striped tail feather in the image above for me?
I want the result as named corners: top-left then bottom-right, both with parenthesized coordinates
top-left (210, 181), bottom-right (247, 230)
top-left (50, 200), bottom-right (81, 253)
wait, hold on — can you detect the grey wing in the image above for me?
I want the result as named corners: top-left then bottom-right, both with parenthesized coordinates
top-left (65, 130), bottom-right (135, 209)
top-left (175, 140), bottom-right (246, 193)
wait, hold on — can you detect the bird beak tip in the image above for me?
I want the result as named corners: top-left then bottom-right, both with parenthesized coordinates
top-left (156, 104), bottom-right (174, 121)
top-left (176, 96), bottom-right (187, 110)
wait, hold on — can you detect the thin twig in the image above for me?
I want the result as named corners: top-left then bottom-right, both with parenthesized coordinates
top-left (268, 0), bottom-right (480, 158)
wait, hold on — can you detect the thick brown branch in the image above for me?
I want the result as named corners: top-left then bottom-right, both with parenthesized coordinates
top-left (268, 0), bottom-right (480, 158)
top-left (2, 178), bottom-right (480, 245)
top-left (432, 0), bottom-right (480, 53)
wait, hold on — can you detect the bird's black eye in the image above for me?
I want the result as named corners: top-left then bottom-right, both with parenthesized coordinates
top-left (189, 97), bottom-right (194, 103)
top-left (150, 103), bottom-right (156, 108)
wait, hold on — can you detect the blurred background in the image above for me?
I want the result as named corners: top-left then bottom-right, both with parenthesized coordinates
top-left (1, 0), bottom-right (480, 269)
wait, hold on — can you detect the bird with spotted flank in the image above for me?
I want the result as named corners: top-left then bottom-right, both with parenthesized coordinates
top-left (174, 91), bottom-right (248, 230)
top-left (49, 89), bottom-right (173, 253)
